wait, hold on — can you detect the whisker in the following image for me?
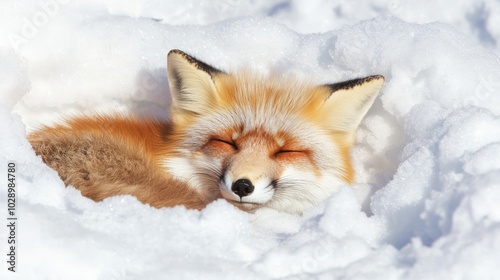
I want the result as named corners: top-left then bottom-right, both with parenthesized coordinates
top-left (273, 176), bottom-right (333, 206)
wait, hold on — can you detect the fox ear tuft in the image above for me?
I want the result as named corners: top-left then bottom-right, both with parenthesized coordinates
top-left (167, 49), bottom-right (224, 117)
top-left (322, 75), bottom-right (384, 133)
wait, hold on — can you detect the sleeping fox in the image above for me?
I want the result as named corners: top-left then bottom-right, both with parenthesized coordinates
top-left (28, 49), bottom-right (384, 214)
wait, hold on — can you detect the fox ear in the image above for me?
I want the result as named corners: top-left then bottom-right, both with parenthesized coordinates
top-left (322, 75), bottom-right (384, 133)
top-left (167, 49), bottom-right (224, 117)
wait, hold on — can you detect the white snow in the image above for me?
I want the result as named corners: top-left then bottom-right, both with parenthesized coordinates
top-left (2, 0), bottom-right (500, 279)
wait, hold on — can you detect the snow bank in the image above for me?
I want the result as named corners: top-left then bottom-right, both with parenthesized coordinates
top-left (1, 0), bottom-right (500, 279)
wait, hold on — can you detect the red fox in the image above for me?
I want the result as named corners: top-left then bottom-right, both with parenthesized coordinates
top-left (28, 49), bottom-right (384, 214)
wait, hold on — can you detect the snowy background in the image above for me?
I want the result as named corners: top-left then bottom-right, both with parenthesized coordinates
top-left (1, 0), bottom-right (500, 279)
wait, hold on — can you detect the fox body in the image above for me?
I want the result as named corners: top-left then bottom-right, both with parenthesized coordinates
top-left (29, 49), bottom-right (384, 214)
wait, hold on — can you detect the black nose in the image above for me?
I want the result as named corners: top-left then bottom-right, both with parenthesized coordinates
top-left (231, 179), bottom-right (254, 198)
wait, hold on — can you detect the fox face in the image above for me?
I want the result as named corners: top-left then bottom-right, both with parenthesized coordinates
top-left (164, 50), bottom-right (384, 214)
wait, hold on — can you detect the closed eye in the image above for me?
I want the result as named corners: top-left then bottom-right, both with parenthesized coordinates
top-left (211, 138), bottom-right (238, 150)
top-left (274, 150), bottom-right (305, 157)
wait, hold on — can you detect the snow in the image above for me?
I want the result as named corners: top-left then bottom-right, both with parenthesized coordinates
top-left (1, 0), bottom-right (500, 279)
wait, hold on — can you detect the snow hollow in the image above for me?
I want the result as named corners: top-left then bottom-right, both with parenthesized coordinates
top-left (1, 0), bottom-right (500, 279)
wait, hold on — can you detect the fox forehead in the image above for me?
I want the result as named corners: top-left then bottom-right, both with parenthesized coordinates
top-left (180, 72), bottom-right (328, 134)
top-left (178, 73), bottom-right (339, 156)
top-left (214, 72), bottom-right (329, 117)
top-left (184, 106), bottom-right (324, 148)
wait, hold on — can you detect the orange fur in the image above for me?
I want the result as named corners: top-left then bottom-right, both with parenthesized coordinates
top-left (28, 115), bottom-right (210, 209)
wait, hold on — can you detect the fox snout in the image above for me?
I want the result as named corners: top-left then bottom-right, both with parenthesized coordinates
top-left (219, 144), bottom-right (279, 209)
top-left (220, 170), bottom-right (276, 211)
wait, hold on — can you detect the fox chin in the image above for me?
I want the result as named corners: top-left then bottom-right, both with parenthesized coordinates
top-left (28, 49), bottom-right (384, 215)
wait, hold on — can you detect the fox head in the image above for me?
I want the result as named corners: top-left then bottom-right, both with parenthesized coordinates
top-left (164, 49), bottom-right (384, 214)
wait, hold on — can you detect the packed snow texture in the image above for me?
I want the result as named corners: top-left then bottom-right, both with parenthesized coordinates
top-left (1, 0), bottom-right (500, 279)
